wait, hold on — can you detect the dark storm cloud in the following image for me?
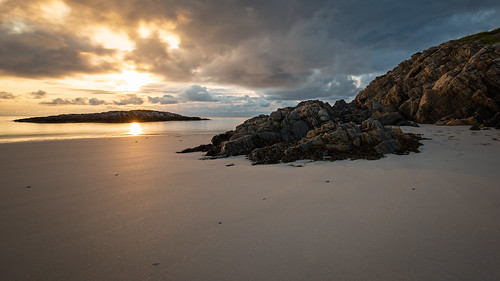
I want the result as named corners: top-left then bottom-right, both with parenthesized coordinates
top-left (120, 0), bottom-right (500, 100)
top-left (1, 0), bottom-right (499, 101)
top-left (113, 94), bottom-right (144, 105)
top-left (30, 90), bottom-right (47, 99)
top-left (0, 91), bottom-right (16, 99)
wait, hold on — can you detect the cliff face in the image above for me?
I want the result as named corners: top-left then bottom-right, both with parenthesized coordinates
top-left (353, 28), bottom-right (500, 127)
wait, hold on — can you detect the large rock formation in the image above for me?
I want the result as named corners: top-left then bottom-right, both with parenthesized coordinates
top-left (15, 110), bottom-right (206, 123)
top-left (354, 28), bottom-right (500, 128)
top-left (181, 100), bottom-right (422, 164)
top-left (181, 28), bottom-right (500, 164)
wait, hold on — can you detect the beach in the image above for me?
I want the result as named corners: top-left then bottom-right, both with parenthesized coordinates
top-left (1, 125), bottom-right (499, 281)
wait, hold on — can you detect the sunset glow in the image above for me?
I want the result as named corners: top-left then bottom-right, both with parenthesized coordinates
top-left (128, 122), bottom-right (142, 135)
top-left (91, 27), bottom-right (135, 51)
top-left (113, 70), bottom-right (155, 92)
top-left (0, 0), bottom-right (497, 117)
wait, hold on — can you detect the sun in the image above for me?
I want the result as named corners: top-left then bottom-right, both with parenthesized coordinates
top-left (114, 70), bottom-right (154, 92)
top-left (129, 122), bottom-right (143, 136)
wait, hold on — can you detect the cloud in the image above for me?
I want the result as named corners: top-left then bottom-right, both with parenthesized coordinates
top-left (180, 85), bottom-right (217, 102)
top-left (30, 90), bottom-right (47, 99)
top-left (70, 89), bottom-right (118, 95)
top-left (0, 91), bottom-right (16, 99)
top-left (148, 94), bottom-right (178, 104)
top-left (263, 73), bottom-right (380, 101)
top-left (0, 27), bottom-right (118, 78)
top-left (40, 97), bottom-right (106, 105)
top-left (41, 97), bottom-right (88, 105)
top-left (89, 98), bottom-right (106, 105)
top-left (1, 0), bottom-right (499, 103)
top-left (113, 94), bottom-right (144, 105)
top-left (170, 94), bottom-right (275, 117)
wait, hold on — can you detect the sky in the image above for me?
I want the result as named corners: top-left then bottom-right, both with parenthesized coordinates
top-left (0, 0), bottom-right (499, 117)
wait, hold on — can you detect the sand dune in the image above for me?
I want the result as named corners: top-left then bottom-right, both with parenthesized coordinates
top-left (1, 125), bottom-right (499, 281)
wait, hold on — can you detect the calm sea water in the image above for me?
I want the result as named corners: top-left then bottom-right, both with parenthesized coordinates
top-left (0, 116), bottom-right (247, 143)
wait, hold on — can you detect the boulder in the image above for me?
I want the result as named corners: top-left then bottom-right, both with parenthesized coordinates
top-left (182, 100), bottom-right (423, 164)
top-left (374, 139), bottom-right (402, 154)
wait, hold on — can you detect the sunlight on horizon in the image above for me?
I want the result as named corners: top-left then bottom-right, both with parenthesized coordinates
top-left (128, 122), bottom-right (143, 136)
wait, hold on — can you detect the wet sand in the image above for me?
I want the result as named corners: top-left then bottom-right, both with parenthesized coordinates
top-left (1, 125), bottom-right (499, 281)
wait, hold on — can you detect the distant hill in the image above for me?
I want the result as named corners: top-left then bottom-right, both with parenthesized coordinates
top-left (14, 110), bottom-right (207, 123)
top-left (353, 27), bottom-right (500, 127)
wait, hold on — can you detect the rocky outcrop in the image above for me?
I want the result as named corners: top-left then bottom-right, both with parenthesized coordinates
top-left (181, 100), bottom-right (422, 164)
top-left (353, 28), bottom-right (500, 128)
top-left (182, 29), bottom-right (500, 164)
top-left (14, 110), bottom-right (207, 123)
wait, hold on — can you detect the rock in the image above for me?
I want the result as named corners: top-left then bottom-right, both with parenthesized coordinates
top-left (178, 144), bottom-right (213, 153)
top-left (361, 119), bottom-right (384, 131)
top-left (182, 100), bottom-right (423, 164)
top-left (269, 110), bottom-right (283, 121)
top-left (374, 139), bottom-right (402, 154)
top-left (470, 125), bottom-right (481, 130)
top-left (318, 109), bottom-right (331, 121)
top-left (220, 135), bottom-right (255, 156)
top-left (291, 120), bottom-right (310, 139)
top-left (396, 120), bottom-right (420, 127)
top-left (485, 112), bottom-right (500, 128)
top-left (353, 28), bottom-right (500, 127)
top-left (377, 111), bottom-right (405, 125)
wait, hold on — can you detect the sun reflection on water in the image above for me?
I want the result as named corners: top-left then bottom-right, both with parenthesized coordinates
top-left (129, 122), bottom-right (143, 136)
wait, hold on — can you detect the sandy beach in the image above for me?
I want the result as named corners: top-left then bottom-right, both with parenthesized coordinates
top-left (1, 125), bottom-right (500, 281)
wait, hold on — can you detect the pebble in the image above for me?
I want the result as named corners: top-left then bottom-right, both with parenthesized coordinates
top-left (226, 163), bottom-right (235, 167)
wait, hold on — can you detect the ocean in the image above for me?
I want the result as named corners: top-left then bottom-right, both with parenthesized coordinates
top-left (0, 116), bottom-right (247, 143)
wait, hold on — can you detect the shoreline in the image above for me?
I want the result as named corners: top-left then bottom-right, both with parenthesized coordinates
top-left (0, 116), bottom-right (247, 144)
top-left (1, 125), bottom-right (499, 280)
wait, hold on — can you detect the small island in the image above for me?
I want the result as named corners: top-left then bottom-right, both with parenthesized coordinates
top-left (14, 110), bottom-right (207, 123)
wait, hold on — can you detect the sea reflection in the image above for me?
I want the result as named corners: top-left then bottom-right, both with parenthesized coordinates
top-left (0, 117), bottom-right (247, 143)
top-left (128, 122), bottom-right (143, 135)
